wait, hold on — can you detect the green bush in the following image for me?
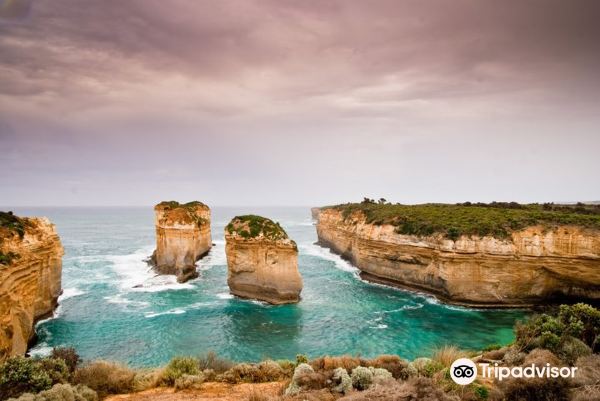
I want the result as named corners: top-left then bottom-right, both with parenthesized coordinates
top-left (50, 348), bottom-right (80, 373)
top-left (0, 356), bottom-right (52, 399)
top-left (161, 357), bottom-right (200, 385)
top-left (285, 363), bottom-right (314, 396)
top-left (295, 354), bottom-right (308, 365)
top-left (6, 383), bottom-right (97, 401)
top-left (325, 202), bottom-right (600, 240)
top-left (350, 366), bottom-right (373, 390)
top-left (515, 303), bottom-right (600, 359)
top-left (332, 367), bottom-right (352, 394)
top-left (37, 358), bottom-right (70, 384)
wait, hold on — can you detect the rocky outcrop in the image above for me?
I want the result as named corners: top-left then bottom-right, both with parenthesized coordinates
top-left (225, 215), bottom-right (302, 304)
top-left (152, 201), bottom-right (212, 283)
top-left (0, 212), bottom-right (63, 360)
top-left (311, 207), bottom-right (321, 221)
top-left (316, 208), bottom-right (600, 307)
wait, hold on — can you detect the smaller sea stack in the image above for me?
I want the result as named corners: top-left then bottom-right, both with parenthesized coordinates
top-left (225, 215), bottom-right (302, 304)
top-left (152, 201), bottom-right (212, 283)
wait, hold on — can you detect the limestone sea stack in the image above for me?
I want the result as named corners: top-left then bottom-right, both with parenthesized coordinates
top-left (316, 202), bottom-right (600, 307)
top-left (152, 201), bottom-right (212, 283)
top-left (0, 211), bottom-right (63, 360)
top-left (225, 215), bottom-right (302, 304)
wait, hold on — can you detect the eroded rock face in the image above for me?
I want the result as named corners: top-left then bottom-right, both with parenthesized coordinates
top-left (316, 208), bottom-right (600, 307)
top-left (0, 212), bottom-right (63, 360)
top-left (152, 201), bottom-right (212, 283)
top-left (225, 215), bottom-right (302, 304)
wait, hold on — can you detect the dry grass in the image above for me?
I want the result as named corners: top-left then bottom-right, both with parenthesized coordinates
top-left (73, 360), bottom-right (135, 398)
top-left (198, 351), bottom-right (234, 374)
top-left (432, 346), bottom-right (469, 368)
top-left (310, 356), bottom-right (362, 372)
top-left (365, 355), bottom-right (409, 379)
top-left (339, 377), bottom-right (459, 401)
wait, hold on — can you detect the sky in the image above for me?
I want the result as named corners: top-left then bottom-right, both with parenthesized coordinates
top-left (1, 0), bottom-right (599, 207)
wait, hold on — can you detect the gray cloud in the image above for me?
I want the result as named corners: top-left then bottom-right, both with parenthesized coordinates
top-left (0, 0), bottom-right (599, 206)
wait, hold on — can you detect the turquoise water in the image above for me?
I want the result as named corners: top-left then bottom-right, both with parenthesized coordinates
top-left (12, 207), bottom-right (527, 367)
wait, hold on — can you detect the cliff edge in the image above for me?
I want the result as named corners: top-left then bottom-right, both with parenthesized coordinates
top-left (0, 211), bottom-right (63, 360)
top-left (225, 215), bottom-right (302, 304)
top-left (316, 202), bottom-right (600, 307)
top-left (152, 201), bottom-right (212, 283)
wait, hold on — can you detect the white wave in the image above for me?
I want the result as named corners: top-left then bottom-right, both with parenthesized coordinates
top-left (104, 294), bottom-right (150, 308)
top-left (199, 240), bottom-right (227, 268)
top-left (145, 308), bottom-right (186, 318)
top-left (370, 324), bottom-right (388, 329)
top-left (59, 288), bottom-right (85, 302)
top-left (216, 292), bottom-right (233, 300)
top-left (28, 344), bottom-right (53, 358)
top-left (300, 243), bottom-right (358, 273)
top-left (106, 245), bottom-right (194, 292)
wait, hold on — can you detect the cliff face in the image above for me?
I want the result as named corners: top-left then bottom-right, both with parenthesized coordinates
top-left (225, 216), bottom-right (302, 304)
top-left (0, 215), bottom-right (63, 360)
top-left (153, 201), bottom-right (212, 283)
top-left (316, 208), bottom-right (600, 307)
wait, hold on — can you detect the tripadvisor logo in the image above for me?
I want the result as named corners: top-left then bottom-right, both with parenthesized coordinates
top-left (450, 358), bottom-right (578, 385)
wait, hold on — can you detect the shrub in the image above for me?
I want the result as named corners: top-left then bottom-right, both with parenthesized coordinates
top-left (285, 363), bottom-right (314, 396)
top-left (296, 354), bottom-right (308, 365)
top-left (0, 356), bottom-right (52, 399)
top-left (422, 360), bottom-right (445, 377)
top-left (132, 369), bottom-right (162, 392)
top-left (366, 355), bottom-right (409, 379)
top-left (472, 384), bottom-right (489, 400)
top-left (197, 351), bottom-right (232, 373)
top-left (502, 347), bottom-right (526, 366)
top-left (221, 360), bottom-right (285, 384)
top-left (6, 383), bottom-right (97, 401)
top-left (340, 377), bottom-right (458, 401)
top-left (174, 374), bottom-right (204, 391)
top-left (350, 366), bottom-right (373, 390)
top-left (332, 367), bottom-right (352, 394)
top-left (515, 303), bottom-right (600, 358)
top-left (276, 359), bottom-right (295, 376)
top-left (38, 358), bottom-right (70, 384)
top-left (558, 336), bottom-right (592, 364)
top-left (161, 356), bottom-right (200, 385)
top-left (72, 361), bottom-right (135, 398)
top-left (50, 348), bottom-right (80, 373)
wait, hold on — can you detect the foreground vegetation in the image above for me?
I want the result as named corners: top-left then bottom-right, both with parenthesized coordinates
top-left (226, 215), bottom-right (290, 241)
top-left (324, 200), bottom-right (600, 240)
top-left (154, 201), bottom-right (209, 227)
top-left (1, 303), bottom-right (598, 401)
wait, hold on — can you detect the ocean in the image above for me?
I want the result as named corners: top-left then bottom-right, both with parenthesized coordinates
top-left (10, 206), bottom-right (527, 367)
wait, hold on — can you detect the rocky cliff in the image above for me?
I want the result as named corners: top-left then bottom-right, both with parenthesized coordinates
top-left (225, 215), bottom-right (302, 304)
top-left (152, 201), bottom-right (212, 283)
top-left (0, 212), bottom-right (63, 360)
top-left (316, 207), bottom-right (600, 307)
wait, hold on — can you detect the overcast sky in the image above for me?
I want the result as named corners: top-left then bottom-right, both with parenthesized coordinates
top-left (1, 0), bottom-right (599, 207)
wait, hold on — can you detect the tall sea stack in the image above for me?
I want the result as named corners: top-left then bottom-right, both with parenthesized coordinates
top-left (0, 212), bottom-right (63, 360)
top-left (225, 215), bottom-right (302, 304)
top-left (152, 201), bottom-right (212, 283)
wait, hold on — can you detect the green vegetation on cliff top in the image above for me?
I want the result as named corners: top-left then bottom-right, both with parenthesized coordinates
top-left (226, 215), bottom-right (289, 241)
top-left (156, 200), bottom-right (207, 210)
top-left (325, 200), bottom-right (600, 240)
top-left (0, 211), bottom-right (29, 238)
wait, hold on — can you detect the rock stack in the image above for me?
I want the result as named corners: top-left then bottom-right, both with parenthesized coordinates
top-left (225, 215), bottom-right (302, 304)
top-left (152, 201), bottom-right (212, 283)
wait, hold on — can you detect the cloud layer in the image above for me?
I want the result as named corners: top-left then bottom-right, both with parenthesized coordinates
top-left (1, 0), bottom-right (599, 206)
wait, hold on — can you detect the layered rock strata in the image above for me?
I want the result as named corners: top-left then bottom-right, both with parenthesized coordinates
top-left (0, 212), bottom-right (63, 360)
top-left (152, 201), bottom-right (212, 283)
top-left (225, 215), bottom-right (302, 304)
top-left (316, 208), bottom-right (600, 307)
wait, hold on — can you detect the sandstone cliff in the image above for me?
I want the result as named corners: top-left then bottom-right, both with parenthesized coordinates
top-left (311, 207), bottom-right (321, 221)
top-left (152, 201), bottom-right (212, 283)
top-left (0, 212), bottom-right (63, 360)
top-left (225, 215), bottom-right (302, 304)
top-left (316, 208), bottom-right (600, 307)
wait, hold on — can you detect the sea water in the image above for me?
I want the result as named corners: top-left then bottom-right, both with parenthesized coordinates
top-left (10, 207), bottom-right (527, 367)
